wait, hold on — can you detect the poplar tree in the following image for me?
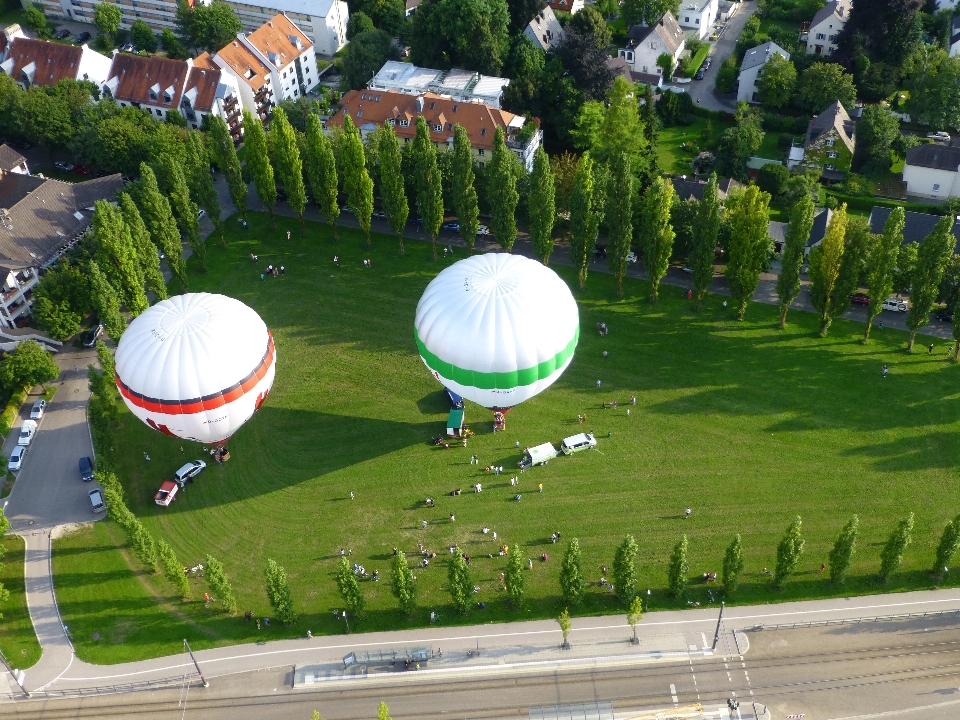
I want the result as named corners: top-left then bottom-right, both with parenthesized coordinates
top-left (243, 110), bottom-right (277, 227)
top-left (668, 534), bottom-right (689, 599)
top-left (627, 596), bottom-right (643, 643)
top-left (612, 534), bottom-right (639, 607)
top-left (340, 115), bottom-right (374, 244)
top-left (569, 152), bottom-right (599, 288)
top-left (722, 534), bottom-right (744, 595)
top-left (828, 515), bottom-right (859, 586)
top-left (559, 537), bottom-right (585, 607)
top-left (690, 173), bottom-right (720, 311)
top-left (335, 556), bottom-right (365, 621)
top-left (505, 544), bottom-right (525, 609)
top-left (136, 163), bottom-right (186, 290)
top-left (607, 153), bottom-right (633, 297)
top-left (933, 512), bottom-right (960, 580)
top-left (412, 117), bottom-right (443, 259)
top-left (906, 216), bottom-right (954, 351)
top-left (88, 260), bottom-right (126, 339)
top-left (489, 127), bottom-right (519, 252)
top-left (774, 516), bottom-right (804, 588)
top-left (92, 200), bottom-right (148, 316)
top-left (120, 193), bottom-right (166, 301)
top-left (640, 83), bottom-right (658, 182)
top-left (448, 548), bottom-right (473, 615)
top-left (378, 124), bottom-right (408, 253)
top-left (776, 194), bottom-right (815, 328)
top-left (391, 549), bottom-right (417, 615)
top-left (265, 558), bottom-right (297, 623)
top-left (879, 513), bottom-right (914, 584)
top-left (158, 156), bottom-right (205, 272)
top-left (377, 703), bottom-right (391, 720)
top-left (271, 106), bottom-right (306, 229)
top-left (451, 124), bottom-right (480, 254)
top-left (204, 554), bottom-right (237, 613)
top-left (528, 146), bottom-right (556, 264)
top-left (185, 131), bottom-right (224, 246)
top-left (207, 115), bottom-right (247, 220)
top-left (725, 186), bottom-right (772, 320)
top-left (864, 206), bottom-right (904, 342)
top-left (809, 205), bottom-right (852, 335)
top-left (638, 176), bottom-right (675, 302)
top-left (158, 539), bottom-right (190, 599)
top-left (305, 114), bottom-right (340, 240)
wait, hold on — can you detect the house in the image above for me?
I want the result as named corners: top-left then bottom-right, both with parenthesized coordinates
top-left (548, 0), bottom-right (585, 13)
top-left (606, 56), bottom-right (633, 84)
top-left (618, 13), bottom-right (687, 77)
top-left (901, 142), bottom-right (960, 199)
top-left (326, 89), bottom-right (542, 171)
top-left (677, 0), bottom-right (719, 40)
top-left (0, 37), bottom-right (111, 90)
top-left (671, 176), bottom-right (743, 202)
top-left (950, 16), bottom-right (960, 58)
top-left (0, 153), bottom-right (124, 328)
top-left (793, 101), bottom-right (856, 177)
top-left (737, 41), bottom-right (789, 103)
top-left (183, 53), bottom-right (243, 138)
top-left (405, 0), bottom-right (421, 16)
top-left (717, 0), bottom-right (741, 21)
top-left (226, 0), bottom-right (349, 56)
top-left (868, 206), bottom-right (960, 253)
top-left (804, 0), bottom-right (850, 55)
top-left (369, 60), bottom-right (510, 109)
top-left (213, 38), bottom-right (274, 123)
top-left (746, 157), bottom-right (782, 179)
top-left (0, 23), bottom-right (27, 62)
top-left (524, 6), bottom-right (563, 52)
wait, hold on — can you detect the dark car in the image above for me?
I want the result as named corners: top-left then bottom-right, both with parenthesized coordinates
top-left (594, 246), bottom-right (607, 258)
top-left (79, 456), bottom-right (94, 482)
top-left (849, 292), bottom-right (870, 305)
top-left (83, 323), bottom-right (104, 348)
top-left (695, 67), bottom-right (705, 80)
top-left (936, 309), bottom-right (954, 322)
top-left (409, 216), bottom-right (423, 225)
top-left (74, 31), bottom-right (91, 44)
top-left (441, 221), bottom-right (460, 232)
top-left (55, 29), bottom-right (71, 40)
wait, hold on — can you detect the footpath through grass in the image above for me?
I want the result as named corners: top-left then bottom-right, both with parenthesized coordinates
top-left (0, 535), bottom-right (41, 670)
top-left (52, 212), bottom-right (960, 664)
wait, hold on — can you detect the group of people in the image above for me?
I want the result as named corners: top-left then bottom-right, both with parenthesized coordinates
top-left (596, 322), bottom-right (609, 336)
top-left (260, 264), bottom-right (284, 279)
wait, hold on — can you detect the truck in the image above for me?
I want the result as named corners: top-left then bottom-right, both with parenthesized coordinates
top-left (525, 442), bottom-right (559, 466)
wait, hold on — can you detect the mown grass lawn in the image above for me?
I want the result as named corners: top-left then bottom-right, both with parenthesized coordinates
top-left (53, 212), bottom-right (960, 664)
top-left (0, 535), bottom-right (41, 670)
top-left (657, 117), bottom-right (733, 175)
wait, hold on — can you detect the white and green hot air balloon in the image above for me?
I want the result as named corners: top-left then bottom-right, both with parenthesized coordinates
top-left (415, 254), bottom-right (579, 421)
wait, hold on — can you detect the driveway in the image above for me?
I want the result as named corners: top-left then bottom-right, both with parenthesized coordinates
top-left (685, 0), bottom-right (758, 112)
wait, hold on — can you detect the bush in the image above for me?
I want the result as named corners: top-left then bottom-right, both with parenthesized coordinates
top-left (756, 163), bottom-right (791, 196)
top-left (716, 56), bottom-right (738, 94)
top-left (0, 387), bottom-right (28, 438)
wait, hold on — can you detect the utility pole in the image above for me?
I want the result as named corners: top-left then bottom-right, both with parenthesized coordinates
top-left (712, 601), bottom-right (725, 650)
top-left (184, 639), bottom-right (209, 688)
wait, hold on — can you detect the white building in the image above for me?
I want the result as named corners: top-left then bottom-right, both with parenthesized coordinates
top-left (950, 16), bottom-right (960, 58)
top-left (901, 142), bottom-right (960, 200)
top-left (227, 0), bottom-right (348, 56)
top-left (524, 6), bottom-right (563, 52)
top-left (0, 36), bottom-right (110, 90)
top-left (804, 0), bottom-right (850, 55)
top-left (677, 0), bottom-right (719, 40)
top-left (369, 60), bottom-right (510, 109)
top-left (547, 0), bottom-right (585, 13)
top-left (31, 0), bottom-right (180, 33)
top-left (737, 40), bottom-right (789, 104)
top-left (618, 13), bottom-right (686, 77)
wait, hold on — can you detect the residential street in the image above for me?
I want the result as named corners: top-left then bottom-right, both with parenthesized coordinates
top-left (682, 0), bottom-right (758, 111)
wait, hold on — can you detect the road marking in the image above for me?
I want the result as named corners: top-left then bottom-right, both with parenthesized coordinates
top-left (701, 632), bottom-right (709, 649)
top-left (825, 697), bottom-right (960, 720)
top-left (670, 682), bottom-right (678, 704)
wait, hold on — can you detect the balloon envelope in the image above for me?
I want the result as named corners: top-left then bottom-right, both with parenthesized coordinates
top-left (415, 254), bottom-right (579, 410)
top-left (115, 293), bottom-right (276, 444)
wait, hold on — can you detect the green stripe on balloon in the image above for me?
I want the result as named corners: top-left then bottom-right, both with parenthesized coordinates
top-left (414, 325), bottom-right (579, 390)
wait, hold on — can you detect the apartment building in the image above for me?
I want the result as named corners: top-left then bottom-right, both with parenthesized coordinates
top-left (36, 0), bottom-right (179, 33)
top-left (226, 0), bottom-right (348, 56)
top-left (368, 60), bottom-right (510, 109)
top-left (0, 36), bottom-right (111, 89)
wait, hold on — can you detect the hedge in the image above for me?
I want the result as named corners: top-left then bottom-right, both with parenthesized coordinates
top-left (0, 386), bottom-right (28, 439)
top-left (825, 191), bottom-right (944, 216)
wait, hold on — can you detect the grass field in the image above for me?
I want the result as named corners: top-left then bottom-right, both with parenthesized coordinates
top-left (657, 117), bottom-right (733, 175)
top-left (0, 535), bottom-right (41, 670)
top-left (52, 211), bottom-right (960, 664)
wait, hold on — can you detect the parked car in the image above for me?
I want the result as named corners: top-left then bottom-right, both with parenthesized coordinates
top-left (927, 131), bottom-right (951, 142)
top-left (594, 246), bottom-right (607, 258)
top-left (30, 399), bottom-right (47, 420)
top-left (154, 480), bottom-right (179, 507)
top-left (197, 208), bottom-right (207, 220)
top-left (695, 67), bottom-right (705, 80)
top-left (441, 221), bottom-right (460, 232)
top-left (55, 28), bottom-right (71, 40)
top-left (936, 309), bottom-right (954, 322)
top-left (18, 419), bottom-right (37, 446)
top-left (121, 42), bottom-right (136, 53)
top-left (8, 445), bottom-right (26, 472)
top-left (174, 459), bottom-right (206, 486)
top-left (626, 251), bottom-right (637, 263)
top-left (79, 456), bottom-right (94, 482)
top-left (89, 488), bottom-right (106, 513)
top-left (342, 205), bottom-right (354, 214)
top-left (55, 161), bottom-right (74, 172)
top-left (73, 165), bottom-right (91, 175)
top-left (882, 297), bottom-right (908, 312)
top-left (372, 210), bottom-right (387, 220)
top-left (74, 31), bottom-right (91, 44)
top-left (83, 323), bottom-right (104, 348)
top-left (408, 215), bottom-right (422, 225)
top-left (674, 77), bottom-right (692, 84)
top-left (849, 292), bottom-right (870, 305)
top-left (476, 225), bottom-right (489, 236)
top-left (703, 57), bottom-right (712, 69)
top-left (681, 265), bottom-right (693, 273)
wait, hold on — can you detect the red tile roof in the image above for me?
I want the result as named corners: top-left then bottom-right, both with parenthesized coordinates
top-left (5, 37), bottom-right (82, 87)
top-left (244, 13), bottom-right (312, 70)
top-left (106, 53), bottom-right (189, 108)
top-left (184, 53), bottom-right (223, 113)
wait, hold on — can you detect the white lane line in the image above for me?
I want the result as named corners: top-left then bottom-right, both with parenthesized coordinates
top-left (702, 632), bottom-right (710, 649)
top-left (670, 682), bottom-right (678, 704)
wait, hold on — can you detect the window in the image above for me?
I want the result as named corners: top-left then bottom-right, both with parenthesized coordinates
top-left (387, 118), bottom-right (396, 126)
top-left (825, 164), bottom-right (836, 170)
top-left (478, 148), bottom-right (484, 156)
top-left (684, 16), bottom-right (689, 21)
top-left (156, 109), bottom-right (162, 116)
top-left (828, 35), bottom-right (836, 41)
top-left (816, 33), bottom-right (825, 40)
top-left (429, 101), bottom-right (435, 109)
top-left (399, 119), bottom-right (409, 127)
top-left (433, 123), bottom-right (442, 132)
top-left (481, 127), bottom-right (486, 136)
top-left (361, 93), bottom-right (366, 100)
top-left (478, 161), bottom-right (484, 168)
top-left (933, 183), bottom-right (941, 191)
top-left (825, 138), bottom-right (835, 147)
top-left (826, 151), bottom-right (838, 158)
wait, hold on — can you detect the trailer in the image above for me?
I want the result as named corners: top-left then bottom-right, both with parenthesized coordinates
top-left (525, 442), bottom-right (559, 466)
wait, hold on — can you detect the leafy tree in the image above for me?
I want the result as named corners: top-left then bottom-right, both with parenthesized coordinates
top-left (304, 115), bottom-right (340, 239)
top-left (834, 0), bottom-right (923, 87)
top-left (797, 63), bottom-right (857, 114)
top-left (156, 155), bottom-right (205, 272)
top-left (242, 111), bottom-right (277, 227)
top-left (864, 206), bottom-right (903, 342)
top-left (715, 56), bottom-right (738, 94)
top-left (271, 107), bottom-right (307, 229)
top-left (336, 556), bottom-right (365, 621)
top-left (903, 47), bottom-right (960, 132)
top-left (88, 260), bottom-right (126, 340)
top-left (347, 11), bottom-right (375, 39)
top-left (451, 124), bottom-right (480, 254)
top-left (505, 544), bottom-right (525, 608)
top-left (725, 185), bottom-right (772, 320)
top-left (831, 215), bottom-right (873, 319)
top-left (158, 539), bottom-right (191, 598)
top-left (265, 559), bottom-right (297, 623)
top-left (828, 515), bottom-right (859, 586)
top-left (489, 127), bottom-right (520, 252)
top-left (774, 516), bottom-right (805, 588)
top-left (409, 0), bottom-right (511, 76)
top-left (756, 163), bottom-right (791, 197)
top-left (607, 153), bottom-right (633, 297)
top-left (892, 241), bottom-right (918, 295)
top-left (204, 555), bottom-right (237, 613)
top-left (137, 163), bottom-right (187, 288)
top-left (572, 76), bottom-right (649, 178)
top-left (341, 30), bottom-right (401, 90)
top-left (23, 5), bottom-right (51, 39)
top-left (0, 340), bottom-right (60, 392)
top-left (377, 703), bottom-right (392, 720)
top-left (622, 0), bottom-right (680, 27)
top-left (933, 512), bottom-right (960, 580)
top-left (92, 200), bottom-right (149, 316)
top-left (879, 513), bottom-right (914, 583)
top-left (559, 538), bottom-right (585, 607)
top-left (528, 147), bottom-right (556, 264)
top-left (715, 105), bottom-right (764, 181)
top-left (120, 193), bottom-right (167, 301)
top-left (626, 595), bottom-right (643, 643)
top-left (809, 204), bottom-right (848, 336)
top-left (13, 87), bottom-right (75, 160)
top-left (506, 0), bottom-right (542, 33)
top-left (569, 152), bottom-right (599, 288)
top-left (178, 0), bottom-right (242, 51)
top-left (184, 132), bottom-right (224, 245)
top-left (32, 297), bottom-right (81, 341)
top-left (756, 53), bottom-right (796, 109)
top-left (0, 509), bottom-right (9, 612)
top-left (363, 0), bottom-right (406, 35)
top-left (550, 18), bottom-right (617, 102)
top-left (94, 2), bottom-right (122, 37)
top-left (638, 176), bottom-right (675, 302)
top-left (777, 194), bottom-right (815, 328)
top-left (656, 53), bottom-right (675, 80)
top-left (612, 534), bottom-right (639, 607)
top-left (906, 216), bottom-right (954, 351)
top-left (722, 534), bottom-right (745, 595)
top-left (690, 174), bottom-right (720, 312)
top-left (130, 20), bottom-right (158, 52)
top-left (161, 29), bottom-right (190, 60)
top-left (391, 549), bottom-right (417, 615)
top-left (856, 104), bottom-right (901, 172)
top-left (410, 117), bottom-right (444, 258)
top-left (448, 548), bottom-right (473, 614)
top-left (668, 535), bottom-right (689, 600)
top-left (954, 312), bottom-right (960, 363)
top-left (378, 124), bottom-right (409, 253)
top-left (557, 607), bottom-right (571, 647)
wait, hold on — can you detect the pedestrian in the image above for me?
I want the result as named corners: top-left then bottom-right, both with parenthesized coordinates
top-left (538, 483), bottom-right (543, 493)
top-left (630, 396), bottom-right (636, 405)
top-left (340, 547), bottom-right (345, 556)
top-left (878, 320), bottom-right (883, 330)
top-left (243, 219), bottom-right (248, 229)
top-left (260, 273), bottom-right (265, 280)
top-left (929, 343), bottom-right (934, 354)
top-left (602, 351), bottom-right (608, 358)
top-left (256, 619), bottom-right (261, 630)
top-left (515, 440), bottom-right (520, 448)
top-left (180, 446), bottom-right (184, 453)
top-left (143, 452), bottom-right (151, 461)
top-left (422, 520), bottom-right (428, 528)
top-left (287, 230), bottom-right (291, 240)
top-left (350, 491), bottom-right (355, 500)
top-left (596, 379), bottom-right (602, 388)
top-left (882, 364), bottom-right (888, 378)
top-left (627, 409), bottom-right (631, 416)
top-left (280, 266), bottom-right (285, 275)
top-left (450, 514), bottom-right (455, 522)
top-left (722, 300), bottom-right (727, 308)
top-left (820, 563), bottom-right (826, 573)
top-left (307, 630), bottom-right (313, 638)
top-left (685, 507), bottom-right (691, 519)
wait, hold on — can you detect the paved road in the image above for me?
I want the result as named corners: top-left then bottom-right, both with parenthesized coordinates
top-left (684, 0), bottom-right (758, 111)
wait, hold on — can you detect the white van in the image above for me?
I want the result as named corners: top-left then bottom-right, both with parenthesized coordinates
top-left (525, 442), bottom-right (559, 466)
top-left (18, 419), bottom-right (37, 446)
top-left (881, 298), bottom-right (908, 312)
top-left (561, 433), bottom-right (597, 455)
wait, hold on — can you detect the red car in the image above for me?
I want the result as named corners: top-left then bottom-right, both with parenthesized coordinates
top-left (73, 165), bottom-right (91, 175)
top-left (850, 292), bottom-right (870, 305)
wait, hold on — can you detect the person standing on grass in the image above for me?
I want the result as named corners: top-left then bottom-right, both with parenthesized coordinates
top-left (929, 343), bottom-right (935, 354)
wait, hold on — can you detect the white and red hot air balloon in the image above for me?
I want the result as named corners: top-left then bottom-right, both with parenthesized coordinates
top-left (115, 293), bottom-right (276, 445)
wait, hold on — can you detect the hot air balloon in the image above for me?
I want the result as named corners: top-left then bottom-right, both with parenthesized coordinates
top-left (414, 254), bottom-right (578, 427)
top-left (115, 293), bottom-right (276, 445)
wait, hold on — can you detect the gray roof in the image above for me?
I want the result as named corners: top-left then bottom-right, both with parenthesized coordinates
top-left (904, 143), bottom-right (960, 172)
top-left (0, 144), bottom-right (27, 174)
top-left (805, 101), bottom-right (855, 154)
top-left (0, 173), bottom-right (124, 270)
top-left (524, 6), bottom-right (563, 52)
top-left (809, 0), bottom-right (845, 29)
top-left (768, 220), bottom-right (787, 245)
top-left (626, 13), bottom-right (685, 56)
top-left (807, 208), bottom-right (831, 247)
top-left (606, 56), bottom-right (632, 82)
top-left (739, 41), bottom-right (790, 72)
top-left (867, 207), bottom-right (960, 253)
top-left (671, 177), bottom-right (743, 202)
